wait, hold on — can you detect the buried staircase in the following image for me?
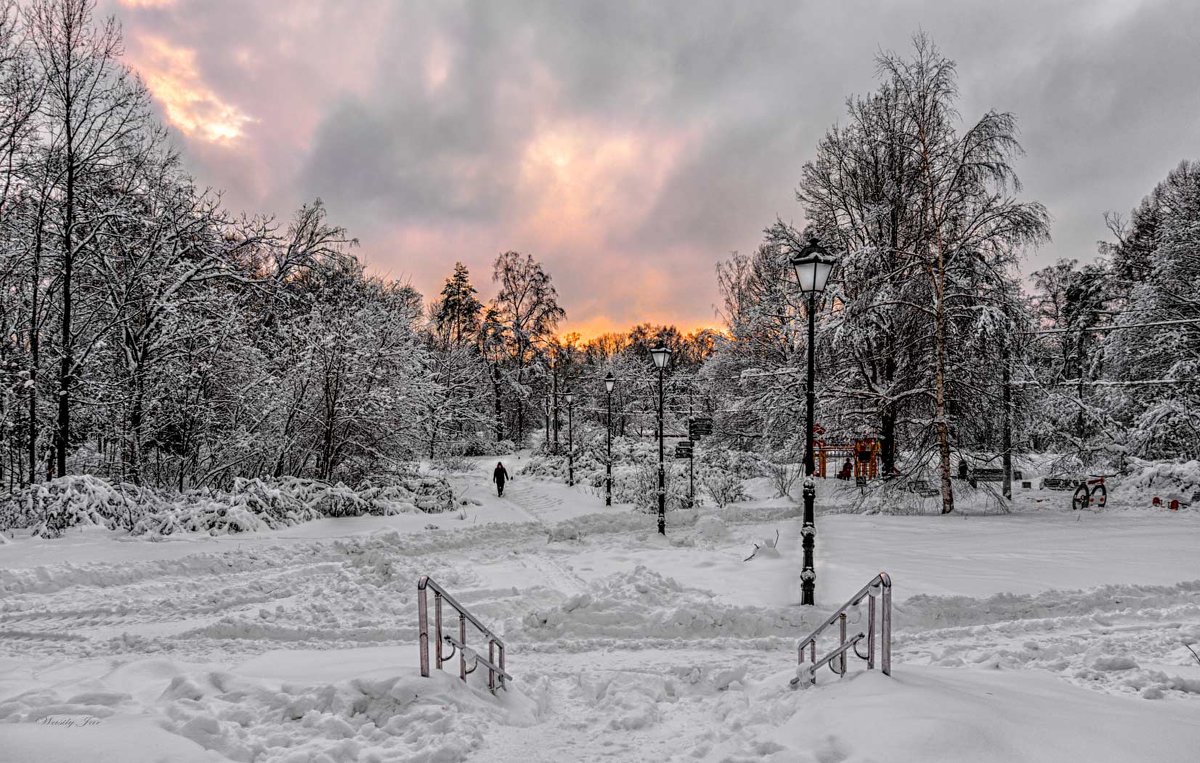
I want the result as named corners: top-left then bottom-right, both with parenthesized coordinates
top-left (791, 572), bottom-right (893, 687)
top-left (417, 575), bottom-right (511, 694)
top-left (415, 571), bottom-right (893, 695)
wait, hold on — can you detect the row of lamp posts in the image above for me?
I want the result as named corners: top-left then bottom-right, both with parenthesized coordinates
top-left (557, 376), bottom-right (613, 497)
top-left (552, 236), bottom-right (835, 603)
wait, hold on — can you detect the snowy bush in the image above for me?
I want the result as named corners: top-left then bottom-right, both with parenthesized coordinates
top-left (0, 476), bottom-right (154, 537)
top-left (430, 454), bottom-right (475, 474)
top-left (699, 467), bottom-right (746, 508)
top-left (520, 453), bottom-right (569, 481)
top-left (444, 433), bottom-right (515, 457)
top-left (403, 476), bottom-right (455, 514)
top-left (695, 447), bottom-right (750, 507)
top-left (460, 436), bottom-right (516, 456)
top-left (521, 436), bottom-right (699, 511)
top-left (1125, 460), bottom-right (1200, 506)
top-left (1, 472), bottom-right (455, 538)
top-left (763, 461), bottom-right (803, 499)
top-left (135, 493), bottom-right (275, 536)
top-left (622, 460), bottom-right (692, 513)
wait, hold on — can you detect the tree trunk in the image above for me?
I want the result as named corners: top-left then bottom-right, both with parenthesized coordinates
top-left (319, 365), bottom-right (340, 481)
top-left (880, 406), bottom-right (896, 475)
top-left (933, 254), bottom-right (953, 514)
top-left (551, 370), bottom-right (559, 453)
top-left (127, 375), bottom-right (144, 485)
top-left (919, 122), bottom-right (954, 515)
top-left (55, 135), bottom-right (74, 478)
top-left (28, 225), bottom-right (42, 484)
top-left (1002, 344), bottom-right (1013, 502)
top-left (492, 364), bottom-right (502, 441)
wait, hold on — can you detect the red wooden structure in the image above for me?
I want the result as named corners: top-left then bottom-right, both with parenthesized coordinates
top-left (814, 434), bottom-right (880, 480)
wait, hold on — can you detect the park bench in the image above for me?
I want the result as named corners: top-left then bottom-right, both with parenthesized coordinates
top-left (905, 478), bottom-right (941, 497)
top-left (1040, 476), bottom-right (1079, 491)
top-left (972, 467), bottom-right (1005, 482)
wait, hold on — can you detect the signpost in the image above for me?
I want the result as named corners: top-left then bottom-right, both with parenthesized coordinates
top-left (679, 417), bottom-right (713, 507)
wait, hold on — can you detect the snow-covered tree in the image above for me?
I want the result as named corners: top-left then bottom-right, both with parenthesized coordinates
top-left (1101, 160), bottom-right (1200, 460)
top-left (797, 35), bottom-right (1048, 512)
top-left (489, 251), bottom-right (566, 444)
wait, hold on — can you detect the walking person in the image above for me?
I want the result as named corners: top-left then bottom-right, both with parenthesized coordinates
top-left (493, 462), bottom-right (509, 497)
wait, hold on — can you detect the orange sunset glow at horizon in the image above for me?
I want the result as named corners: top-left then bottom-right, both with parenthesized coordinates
top-left (556, 319), bottom-right (726, 346)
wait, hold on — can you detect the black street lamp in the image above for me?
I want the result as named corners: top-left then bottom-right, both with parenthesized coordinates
top-left (565, 391), bottom-right (575, 486)
top-left (650, 346), bottom-right (672, 535)
top-left (791, 236), bottom-right (837, 606)
top-left (605, 372), bottom-right (616, 506)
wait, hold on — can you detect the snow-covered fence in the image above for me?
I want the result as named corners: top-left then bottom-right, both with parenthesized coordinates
top-left (791, 572), bottom-right (892, 688)
top-left (417, 575), bottom-right (511, 694)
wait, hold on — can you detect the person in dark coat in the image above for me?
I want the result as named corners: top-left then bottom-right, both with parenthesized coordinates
top-left (838, 458), bottom-right (853, 481)
top-left (493, 462), bottom-right (509, 496)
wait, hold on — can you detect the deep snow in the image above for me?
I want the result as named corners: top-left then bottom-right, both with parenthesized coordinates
top-left (2, 457), bottom-right (1199, 761)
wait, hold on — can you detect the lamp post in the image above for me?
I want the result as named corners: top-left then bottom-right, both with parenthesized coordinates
top-left (565, 391), bottom-right (575, 486)
top-left (791, 237), bottom-right (837, 606)
top-left (605, 372), bottom-right (615, 506)
top-left (650, 346), bottom-right (672, 535)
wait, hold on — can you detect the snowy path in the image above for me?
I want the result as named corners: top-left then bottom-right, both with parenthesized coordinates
top-left (3, 470), bottom-right (1200, 761)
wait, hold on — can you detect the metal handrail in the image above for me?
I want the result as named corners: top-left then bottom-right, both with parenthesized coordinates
top-left (418, 575), bottom-right (510, 693)
top-left (812, 633), bottom-right (866, 677)
top-left (791, 572), bottom-right (892, 688)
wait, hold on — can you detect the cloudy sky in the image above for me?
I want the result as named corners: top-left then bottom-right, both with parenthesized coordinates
top-left (100, 0), bottom-right (1200, 337)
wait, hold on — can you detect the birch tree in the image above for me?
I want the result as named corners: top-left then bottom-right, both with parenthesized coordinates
top-left (796, 35), bottom-right (1047, 511)
top-left (490, 251), bottom-right (565, 444)
top-left (882, 36), bottom-right (1048, 511)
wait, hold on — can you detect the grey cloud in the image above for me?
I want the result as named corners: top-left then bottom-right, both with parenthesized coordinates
top-left (108, 0), bottom-right (1200, 328)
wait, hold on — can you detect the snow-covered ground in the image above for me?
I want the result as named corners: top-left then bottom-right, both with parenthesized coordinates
top-left (3, 457), bottom-right (1200, 762)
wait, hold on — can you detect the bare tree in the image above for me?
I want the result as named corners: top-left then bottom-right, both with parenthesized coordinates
top-left (26, 0), bottom-right (155, 476)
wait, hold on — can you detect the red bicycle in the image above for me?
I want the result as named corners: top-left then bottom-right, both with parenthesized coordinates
top-left (1072, 475), bottom-right (1108, 511)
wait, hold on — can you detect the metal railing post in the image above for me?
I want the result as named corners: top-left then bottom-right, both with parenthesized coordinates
top-left (459, 613), bottom-right (467, 681)
top-left (881, 573), bottom-right (892, 676)
top-left (499, 643), bottom-right (506, 689)
top-left (418, 579), bottom-right (430, 677)
top-left (838, 612), bottom-right (847, 674)
top-left (435, 593), bottom-right (444, 670)
top-left (488, 641), bottom-right (496, 692)
top-left (867, 591), bottom-right (877, 670)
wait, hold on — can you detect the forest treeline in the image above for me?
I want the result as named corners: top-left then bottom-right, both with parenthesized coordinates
top-left (1, 5), bottom-right (1196, 512)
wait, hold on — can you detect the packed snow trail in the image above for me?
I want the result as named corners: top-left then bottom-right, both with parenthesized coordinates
top-left (2, 467), bottom-right (1200, 760)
